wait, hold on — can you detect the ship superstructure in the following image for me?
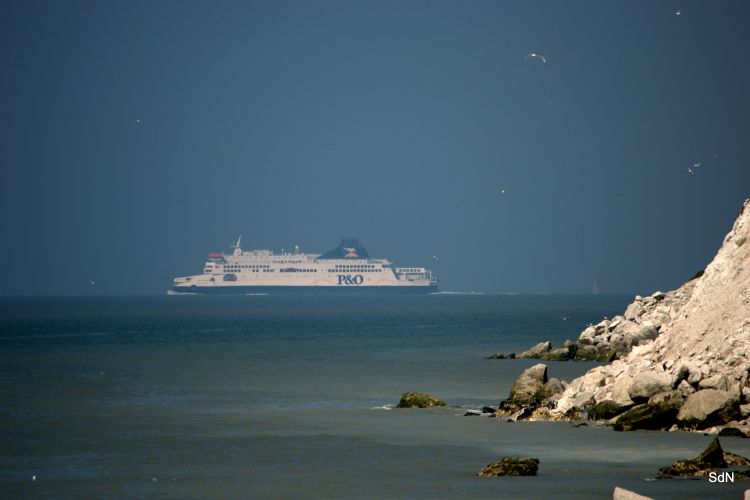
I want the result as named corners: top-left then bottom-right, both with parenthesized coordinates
top-left (171, 238), bottom-right (438, 294)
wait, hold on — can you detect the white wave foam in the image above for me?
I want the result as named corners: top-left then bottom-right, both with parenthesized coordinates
top-left (370, 404), bottom-right (394, 410)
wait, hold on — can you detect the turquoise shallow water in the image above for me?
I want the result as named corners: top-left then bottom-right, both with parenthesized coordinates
top-left (2, 295), bottom-right (749, 499)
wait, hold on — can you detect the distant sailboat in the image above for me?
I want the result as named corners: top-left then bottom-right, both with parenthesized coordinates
top-left (592, 281), bottom-right (600, 295)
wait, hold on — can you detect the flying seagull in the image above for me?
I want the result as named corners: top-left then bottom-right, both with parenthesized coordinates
top-left (675, 8), bottom-right (681, 16)
top-left (687, 162), bottom-right (702, 175)
top-left (497, 188), bottom-right (511, 194)
top-left (525, 52), bottom-right (548, 65)
top-left (615, 191), bottom-right (627, 198)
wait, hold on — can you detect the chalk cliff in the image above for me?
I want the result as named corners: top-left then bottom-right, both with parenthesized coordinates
top-left (552, 199), bottom-right (750, 430)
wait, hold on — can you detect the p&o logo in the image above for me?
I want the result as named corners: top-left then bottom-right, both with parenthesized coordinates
top-left (337, 274), bottom-right (364, 285)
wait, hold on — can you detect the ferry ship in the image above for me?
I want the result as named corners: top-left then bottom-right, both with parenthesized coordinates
top-left (170, 238), bottom-right (438, 294)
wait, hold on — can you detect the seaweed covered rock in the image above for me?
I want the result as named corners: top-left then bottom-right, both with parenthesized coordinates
top-left (612, 402), bottom-right (680, 431)
top-left (396, 391), bottom-right (446, 408)
top-left (574, 344), bottom-right (617, 362)
top-left (477, 457), bottom-right (539, 477)
top-left (588, 400), bottom-right (629, 421)
top-left (657, 437), bottom-right (750, 478)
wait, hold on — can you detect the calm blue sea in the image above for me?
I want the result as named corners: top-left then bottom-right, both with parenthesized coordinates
top-left (1, 295), bottom-right (748, 499)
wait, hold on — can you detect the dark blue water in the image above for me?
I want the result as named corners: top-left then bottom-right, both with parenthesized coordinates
top-left (2, 295), bottom-right (748, 499)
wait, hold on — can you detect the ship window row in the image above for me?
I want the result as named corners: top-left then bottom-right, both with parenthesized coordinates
top-left (280, 268), bottom-right (317, 273)
top-left (335, 264), bottom-right (376, 268)
top-left (327, 269), bottom-right (382, 273)
top-left (223, 264), bottom-right (270, 270)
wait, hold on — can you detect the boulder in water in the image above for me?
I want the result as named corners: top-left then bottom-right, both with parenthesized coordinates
top-left (657, 437), bottom-right (750, 478)
top-left (396, 392), bottom-right (446, 408)
top-left (477, 457), bottom-right (539, 476)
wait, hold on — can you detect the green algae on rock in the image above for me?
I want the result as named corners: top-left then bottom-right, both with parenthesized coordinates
top-left (396, 391), bottom-right (446, 408)
top-left (612, 402), bottom-right (680, 431)
top-left (477, 457), bottom-right (539, 477)
top-left (657, 437), bottom-right (750, 478)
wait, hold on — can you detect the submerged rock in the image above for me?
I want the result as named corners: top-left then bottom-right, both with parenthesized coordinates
top-left (396, 392), bottom-right (446, 408)
top-left (657, 437), bottom-right (750, 478)
top-left (476, 457), bottom-right (539, 477)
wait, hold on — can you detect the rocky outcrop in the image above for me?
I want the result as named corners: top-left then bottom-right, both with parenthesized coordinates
top-left (396, 392), bottom-right (446, 408)
top-left (487, 340), bottom-right (581, 362)
top-left (476, 457), bottom-right (539, 476)
top-left (493, 283), bottom-right (694, 364)
top-left (516, 341), bottom-right (551, 359)
top-left (507, 364), bottom-right (548, 406)
top-left (657, 437), bottom-right (750, 478)
top-left (550, 199), bottom-right (750, 430)
top-left (576, 284), bottom-right (696, 360)
top-left (485, 352), bottom-right (515, 360)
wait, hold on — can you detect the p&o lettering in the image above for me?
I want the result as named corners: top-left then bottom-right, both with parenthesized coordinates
top-left (337, 274), bottom-right (364, 285)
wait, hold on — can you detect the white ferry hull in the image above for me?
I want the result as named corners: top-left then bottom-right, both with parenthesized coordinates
top-left (171, 238), bottom-right (439, 295)
top-left (170, 284), bottom-right (438, 295)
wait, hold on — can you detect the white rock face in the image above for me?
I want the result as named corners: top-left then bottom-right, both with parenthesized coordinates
top-left (555, 199), bottom-right (750, 421)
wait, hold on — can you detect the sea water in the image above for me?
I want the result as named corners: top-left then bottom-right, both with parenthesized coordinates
top-left (1, 295), bottom-right (748, 499)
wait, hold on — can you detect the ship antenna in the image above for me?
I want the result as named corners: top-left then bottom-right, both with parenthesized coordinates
top-left (233, 235), bottom-right (242, 255)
